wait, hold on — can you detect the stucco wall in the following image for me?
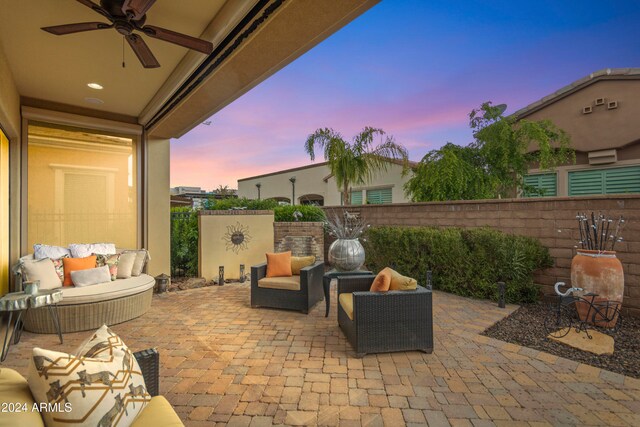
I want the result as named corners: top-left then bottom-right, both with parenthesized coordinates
top-left (199, 210), bottom-right (274, 281)
top-left (324, 195), bottom-right (640, 317)
top-left (238, 161), bottom-right (412, 205)
top-left (325, 162), bottom-right (412, 205)
top-left (146, 137), bottom-right (171, 276)
top-left (238, 163), bottom-right (332, 202)
top-left (523, 80), bottom-right (640, 153)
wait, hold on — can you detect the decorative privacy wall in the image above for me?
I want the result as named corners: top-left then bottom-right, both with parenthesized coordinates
top-left (324, 195), bottom-right (640, 316)
top-left (199, 210), bottom-right (274, 281)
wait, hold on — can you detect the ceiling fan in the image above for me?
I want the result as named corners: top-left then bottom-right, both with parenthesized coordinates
top-left (41, 0), bottom-right (214, 68)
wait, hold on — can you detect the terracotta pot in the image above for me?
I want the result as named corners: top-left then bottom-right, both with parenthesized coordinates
top-left (571, 250), bottom-right (624, 327)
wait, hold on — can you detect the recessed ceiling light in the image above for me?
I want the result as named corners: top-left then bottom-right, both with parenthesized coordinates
top-left (84, 97), bottom-right (104, 104)
top-left (87, 82), bottom-right (103, 90)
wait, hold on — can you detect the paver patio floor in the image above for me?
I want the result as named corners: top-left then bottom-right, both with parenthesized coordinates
top-left (2, 284), bottom-right (639, 426)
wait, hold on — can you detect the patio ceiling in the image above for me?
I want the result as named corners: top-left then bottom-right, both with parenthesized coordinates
top-left (0, 0), bottom-right (380, 138)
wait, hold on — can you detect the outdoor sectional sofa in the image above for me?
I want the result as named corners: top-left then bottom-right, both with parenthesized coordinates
top-left (15, 254), bottom-right (155, 334)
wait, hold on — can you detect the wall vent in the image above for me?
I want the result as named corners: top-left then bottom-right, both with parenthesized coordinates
top-left (608, 101), bottom-right (618, 110)
top-left (595, 98), bottom-right (605, 106)
top-left (588, 149), bottom-right (617, 165)
top-left (582, 106), bottom-right (593, 114)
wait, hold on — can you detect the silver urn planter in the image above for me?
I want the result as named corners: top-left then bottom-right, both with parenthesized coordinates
top-left (328, 238), bottom-right (365, 272)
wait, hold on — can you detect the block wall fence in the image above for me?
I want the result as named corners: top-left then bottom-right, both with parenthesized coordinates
top-left (323, 195), bottom-right (640, 317)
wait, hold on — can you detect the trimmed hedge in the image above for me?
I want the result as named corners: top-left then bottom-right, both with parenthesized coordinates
top-left (205, 197), bottom-right (278, 211)
top-left (363, 226), bottom-right (553, 304)
top-left (274, 205), bottom-right (326, 222)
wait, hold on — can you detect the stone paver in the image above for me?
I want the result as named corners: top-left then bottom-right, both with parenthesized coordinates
top-left (2, 284), bottom-right (639, 426)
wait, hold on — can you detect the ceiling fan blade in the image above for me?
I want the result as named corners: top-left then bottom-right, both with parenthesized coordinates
top-left (126, 34), bottom-right (160, 68)
top-left (75, 0), bottom-right (112, 20)
top-left (42, 22), bottom-right (113, 36)
top-left (122, 0), bottom-right (157, 21)
top-left (141, 25), bottom-right (213, 54)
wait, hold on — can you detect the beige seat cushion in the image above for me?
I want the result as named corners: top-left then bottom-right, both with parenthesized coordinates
top-left (131, 396), bottom-right (184, 427)
top-left (0, 368), bottom-right (45, 427)
top-left (258, 275), bottom-right (300, 291)
top-left (339, 293), bottom-right (354, 320)
top-left (58, 274), bottom-right (155, 305)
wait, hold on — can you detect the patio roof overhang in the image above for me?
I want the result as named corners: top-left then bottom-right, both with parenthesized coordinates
top-left (0, 0), bottom-right (379, 138)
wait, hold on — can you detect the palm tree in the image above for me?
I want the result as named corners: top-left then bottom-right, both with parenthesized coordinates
top-left (305, 127), bottom-right (409, 205)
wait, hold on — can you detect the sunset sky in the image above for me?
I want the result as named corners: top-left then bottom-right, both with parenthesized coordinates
top-left (170, 0), bottom-right (640, 190)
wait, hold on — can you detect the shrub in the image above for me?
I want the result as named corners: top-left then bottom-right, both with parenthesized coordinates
top-left (204, 197), bottom-right (278, 211)
top-left (274, 205), bottom-right (326, 222)
top-left (170, 207), bottom-right (199, 277)
top-left (363, 226), bottom-right (552, 304)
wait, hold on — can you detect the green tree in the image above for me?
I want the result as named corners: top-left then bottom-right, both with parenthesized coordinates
top-left (305, 127), bottom-right (409, 205)
top-left (405, 102), bottom-right (574, 201)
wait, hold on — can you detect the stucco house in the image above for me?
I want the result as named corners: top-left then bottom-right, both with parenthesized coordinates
top-left (519, 68), bottom-right (640, 197)
top-left (237, 159), bottom-right (415, 206)
top-left (0, 0), bottom-right (379, 295)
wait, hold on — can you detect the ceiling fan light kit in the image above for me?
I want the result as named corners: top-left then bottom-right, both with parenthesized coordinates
top-left (41, 0), bottom-right (214, 68)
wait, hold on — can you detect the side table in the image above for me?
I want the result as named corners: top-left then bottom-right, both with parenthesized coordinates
top-left (323, 269), bottom-right (372, 317)
top-left (0, 289), bottom-right (63, 361)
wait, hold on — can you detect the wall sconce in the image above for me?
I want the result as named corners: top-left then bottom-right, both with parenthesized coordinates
top-left (255, 182), bottom-right (261, 200)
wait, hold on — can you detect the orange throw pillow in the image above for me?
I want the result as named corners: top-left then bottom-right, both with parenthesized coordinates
top-left (62, 255), bottom-right (97, 286)
top-left (266, 251), bottom-right (292, 278)
top-left (370, 267), bottom-right (392, 292)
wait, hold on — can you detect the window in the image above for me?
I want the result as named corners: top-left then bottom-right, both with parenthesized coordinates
top-left (569, 166), bottom-right (640, 196)
top-left (523, 173), bottom-right (557, 197)
top-left (27, 122), bottom-right (138, 249)
top-left (350, 190), bottom-right (363, 205)
top-left (1, 128), bottom-right (8, 295)
top-left (366, 188), bottom-right (392, 204)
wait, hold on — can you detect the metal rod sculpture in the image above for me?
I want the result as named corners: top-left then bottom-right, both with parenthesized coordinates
top-left (575, 212), bottom-right (624, 251)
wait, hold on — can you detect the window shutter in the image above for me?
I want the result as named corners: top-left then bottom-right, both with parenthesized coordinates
top-left (604, 166), bottom-right (640, 194)
top-left (523, 173), bottom-right (557, 197)
top-left (569, 166), bottom-right (640, 196)
top-left (569, 170), bottom-right (604, 196)
top-left (366, 188), bottom-right (392, 204)
top-left (350, 190), bottom-right (363, 205)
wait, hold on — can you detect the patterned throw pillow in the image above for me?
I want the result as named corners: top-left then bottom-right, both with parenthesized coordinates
top-left (95, 253), bottom-right (120, 281)
top-left (51, 255), bottom-right (68, 284)
top-left (28, 325), bottom-right (150, 427)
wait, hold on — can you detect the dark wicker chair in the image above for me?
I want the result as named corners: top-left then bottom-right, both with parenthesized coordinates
top-left (251, 261), bottom-right (324, 314)
top-left (133, 348), bottom-right (160, 396)
top-left (337, 275), bottom-right (433, 357)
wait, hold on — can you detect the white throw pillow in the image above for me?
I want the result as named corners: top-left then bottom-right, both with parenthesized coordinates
top-left (33, 244), bottom-right (71, 260)
top-left (69, 243), bottom-right (116, 258)
top-left (124, 249), bottom-right (149, 276)
top-left (21, 258), bottom-right (62, 290)
top-left (71, 266), bottom-right (111, 287)
top-left (117, 252), bottom-right (137, 279)
top-left (28, 325), bottom-right (150, 427)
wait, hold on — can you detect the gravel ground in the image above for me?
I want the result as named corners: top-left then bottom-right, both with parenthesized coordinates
top-left (483, 303), bottom-right (640, 379)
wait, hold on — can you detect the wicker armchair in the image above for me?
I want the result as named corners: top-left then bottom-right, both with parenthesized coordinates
top-left (337, 275), bottom-right (433, 357)
top-left (133, 348), bottom-right (160, 396)
top-left (251, 261), bottom-right (324, 314)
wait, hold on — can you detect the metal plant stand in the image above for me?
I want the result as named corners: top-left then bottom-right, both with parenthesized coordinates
top-left (323, 269), bottom-right (372, 317)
